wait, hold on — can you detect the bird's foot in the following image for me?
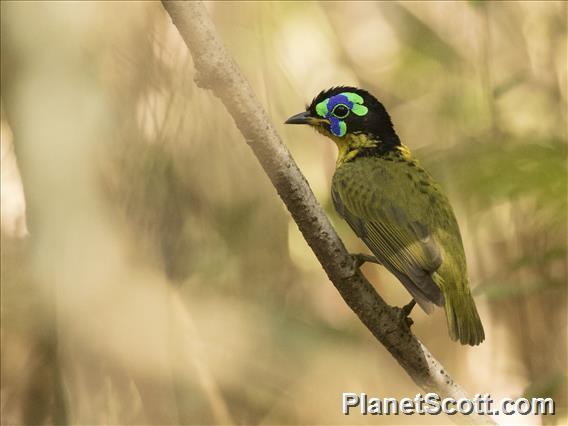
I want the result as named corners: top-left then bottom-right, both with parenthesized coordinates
top-left (397, 299), bottom-right (416, 329)
top-left (351, 253), bottom-right (381, 269)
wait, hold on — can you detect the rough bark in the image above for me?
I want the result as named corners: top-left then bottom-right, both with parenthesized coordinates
top-left (161, 2), bottom-right (496, 424)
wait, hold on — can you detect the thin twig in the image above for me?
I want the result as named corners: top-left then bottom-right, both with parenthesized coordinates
top-left (160, 2), bottom-right (496, 424)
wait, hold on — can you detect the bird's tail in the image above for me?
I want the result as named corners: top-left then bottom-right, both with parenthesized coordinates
top-left (444, 288), bottom-right (485, 346)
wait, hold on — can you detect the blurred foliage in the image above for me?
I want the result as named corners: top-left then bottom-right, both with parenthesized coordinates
top-left (421, 135), bottom-right (567, 223)
top-left (1, 1), bottom-right (566, 425)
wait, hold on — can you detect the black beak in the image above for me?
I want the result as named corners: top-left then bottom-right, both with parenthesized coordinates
top-left (285, 111), bottom-right (311, 125)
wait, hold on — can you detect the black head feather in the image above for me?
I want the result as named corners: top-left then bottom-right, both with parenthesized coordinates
top-left (305, 86), bottom-right (400, 147)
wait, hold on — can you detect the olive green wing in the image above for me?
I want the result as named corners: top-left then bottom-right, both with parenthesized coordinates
top-left (332, 168), bottom-right (445, 313)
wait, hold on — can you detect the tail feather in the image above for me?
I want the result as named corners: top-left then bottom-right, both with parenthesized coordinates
top-left (444, 289), bottom-right (485, 346)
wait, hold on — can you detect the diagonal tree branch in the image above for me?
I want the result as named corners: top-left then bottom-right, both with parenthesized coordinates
top-left (161, 2), bottom-right (495, 424)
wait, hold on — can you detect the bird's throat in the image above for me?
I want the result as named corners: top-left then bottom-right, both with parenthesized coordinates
top-left (334, 134), bottom-right (412, 167)
top-left (333, 133), bottom-right (379, 166)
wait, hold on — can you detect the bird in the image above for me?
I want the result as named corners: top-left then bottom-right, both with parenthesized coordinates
top-left (285, 86), bottom-right (484, 345)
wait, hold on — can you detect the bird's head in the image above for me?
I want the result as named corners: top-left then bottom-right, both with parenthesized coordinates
top-left (285, 86), bottom-right (401, 162)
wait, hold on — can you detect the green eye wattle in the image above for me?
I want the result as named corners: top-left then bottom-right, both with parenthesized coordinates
top-left (332, 104), bottom-right (350, 119)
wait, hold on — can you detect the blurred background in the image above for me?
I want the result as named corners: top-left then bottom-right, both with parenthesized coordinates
top-left (1, 1), bottom-right (566, 425)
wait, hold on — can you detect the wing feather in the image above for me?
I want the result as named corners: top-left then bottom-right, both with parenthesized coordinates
top-left (332, 167), bottom-right (445, 312)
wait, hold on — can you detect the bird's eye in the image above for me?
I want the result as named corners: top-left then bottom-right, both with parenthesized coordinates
top-left (331, 104), bottom-right (350, 119)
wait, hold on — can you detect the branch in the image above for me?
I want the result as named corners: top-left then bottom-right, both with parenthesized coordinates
top-left (161, 2), bottom-right (495, 424)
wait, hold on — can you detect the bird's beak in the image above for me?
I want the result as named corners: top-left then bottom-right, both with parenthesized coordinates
top-left (285, 111), bottom-right (312, 125)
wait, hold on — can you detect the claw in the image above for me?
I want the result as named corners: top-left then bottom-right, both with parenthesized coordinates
top-left (397, 299), bottom-right (416, 329)
top-left (399, 312), bottom-right (414, 328)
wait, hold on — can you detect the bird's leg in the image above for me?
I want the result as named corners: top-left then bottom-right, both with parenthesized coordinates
top-left (351, 253), bottom-right (381, 269)
top-left (400, 299), bottom-right (416, 317)
top-left (398, 299), bottom-right (416, 328)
